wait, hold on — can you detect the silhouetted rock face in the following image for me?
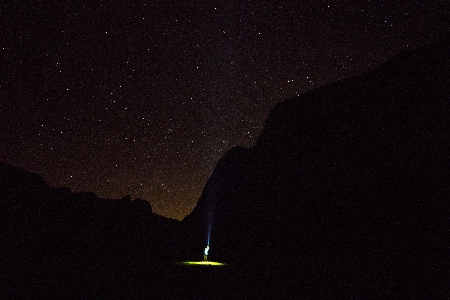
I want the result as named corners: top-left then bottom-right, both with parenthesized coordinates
top-left (183, 39), bottom-right (450, 294)
top-left (0, 162), bottom-right (180, 298)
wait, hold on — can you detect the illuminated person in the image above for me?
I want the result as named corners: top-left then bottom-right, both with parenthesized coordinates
top-left (204, 245), bottom-right (209, 261)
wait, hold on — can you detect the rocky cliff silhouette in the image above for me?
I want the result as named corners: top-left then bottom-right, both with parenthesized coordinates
top-left (0, 162), bottom-right (181, 297)
top-left (182, 38), bottom-right (450, 296)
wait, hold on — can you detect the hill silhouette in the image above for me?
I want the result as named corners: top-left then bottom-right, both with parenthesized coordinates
top-left (2, 37), bottom-right (450, 298)
top-left (181, 37), bottom-right (450, 297)
top-left (0, 162), bottom-right (182, 298)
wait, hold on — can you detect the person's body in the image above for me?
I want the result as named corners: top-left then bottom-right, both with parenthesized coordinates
top-left (204, 245), bottom-right (209, 261)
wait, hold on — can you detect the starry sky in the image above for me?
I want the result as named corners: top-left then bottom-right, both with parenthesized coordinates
top-left (1, 1), bottom-right (449, 220)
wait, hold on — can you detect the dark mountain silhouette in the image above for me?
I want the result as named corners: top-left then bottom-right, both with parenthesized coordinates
top-left (2, 37), bottom-right (450, 298)
top-left (0, 162), bottom-right (182, 298)
top-left (181, 37), bottom-right (450, 297)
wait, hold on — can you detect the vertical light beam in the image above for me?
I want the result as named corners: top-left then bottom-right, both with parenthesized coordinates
top-left (206, 181), bottom-right (219, 247)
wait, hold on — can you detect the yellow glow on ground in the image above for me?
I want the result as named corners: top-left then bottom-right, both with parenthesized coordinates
top-left (180, 261), bottom-right (226, 266)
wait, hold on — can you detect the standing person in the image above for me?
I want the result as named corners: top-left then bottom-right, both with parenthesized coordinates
top-left (204, 245), bottom-right (209, 261)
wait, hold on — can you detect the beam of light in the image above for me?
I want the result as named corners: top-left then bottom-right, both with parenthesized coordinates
top-left (206, 184), bottom-right (218, 246)
top-left (207, 221), bottom-right (211, 246)
top-left (180, 261), bottom-right (226, 266)
top-left (207, 202), bottom-right (214, 246)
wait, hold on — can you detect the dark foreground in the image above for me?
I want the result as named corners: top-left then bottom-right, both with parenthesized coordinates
top-left (4, 261), bottom-right (381, 299)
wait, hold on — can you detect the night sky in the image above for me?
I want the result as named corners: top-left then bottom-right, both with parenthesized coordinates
top-left (1, 1), bottom-right (449, 220)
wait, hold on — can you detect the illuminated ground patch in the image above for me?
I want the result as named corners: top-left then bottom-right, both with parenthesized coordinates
top-left (180, 261), bottom-right (226, 266)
